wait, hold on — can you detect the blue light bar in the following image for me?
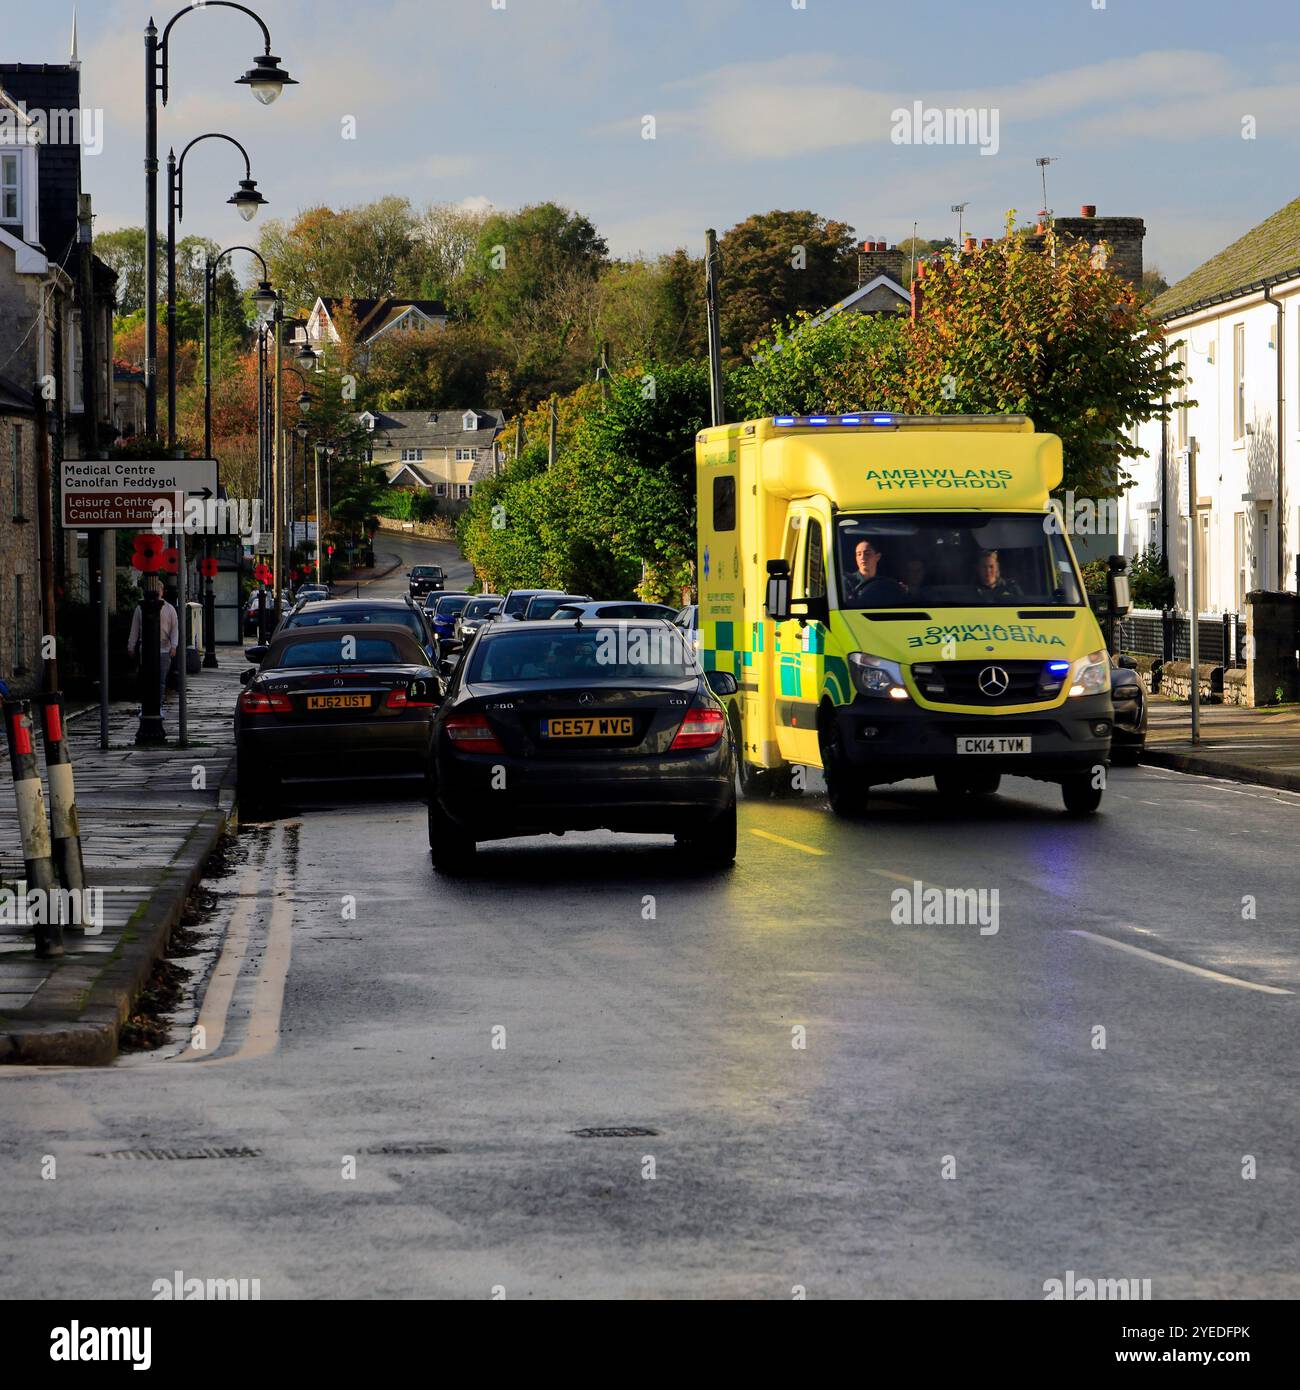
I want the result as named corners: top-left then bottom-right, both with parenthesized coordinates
top-left (772, 413), bottom-right (895, 427)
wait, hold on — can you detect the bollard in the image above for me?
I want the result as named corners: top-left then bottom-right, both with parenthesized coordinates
top-left (136, 589), bottom-right (167, 745)
top-left (36, 692), bottom-right (86, 898)
top-left (2, 699), bottom-right (62, 958)
top-left (257, 585), bottom-right (268, 644)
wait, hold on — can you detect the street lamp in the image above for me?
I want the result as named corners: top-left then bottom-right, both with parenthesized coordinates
top-left (168, 132), bottom-right (266, 446)
top-left (144, 1), bottom-right (295, 435)
top-left (296, 341), bottom-right (318, 370)
top-left (235, 51), bottom-right (297, 105)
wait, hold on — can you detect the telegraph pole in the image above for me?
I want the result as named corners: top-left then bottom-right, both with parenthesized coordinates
top-left (1186, 436), bottom-right (1200, 747)
top-left (704, 229), bottom-right (725, 428)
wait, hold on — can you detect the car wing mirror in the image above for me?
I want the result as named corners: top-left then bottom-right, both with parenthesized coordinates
top-left (437, 658), bottom-right (458, 678)
top-left (1117, 654), bottom-right (1138, 670)
top-left (765, 559), bottom-right (791, 622)
top-left (706, 670), bottom-right (738, 697)
top-left (245, 645), bottom-right (268, 662)
top-left (441, 638), bottom-right (464, 655)
top-left (239, 668), bottom-right (255, 685)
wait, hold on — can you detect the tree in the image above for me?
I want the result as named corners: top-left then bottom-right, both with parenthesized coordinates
top-left (94, 228), bottom-right (159, 314)
top-left (258, 198), bottom-right (420, 312)
top-left (465, 202), bottom-right (608, 336)
top-left (717, 210), bottom-right (859, 359)
top-left (407, 201), bottom-right (492, 305)
top-left (734, 221), bottom-right (1186, 498)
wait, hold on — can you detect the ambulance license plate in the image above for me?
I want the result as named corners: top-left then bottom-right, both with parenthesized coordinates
top-left (957, 736), bottom-right (1030, 755)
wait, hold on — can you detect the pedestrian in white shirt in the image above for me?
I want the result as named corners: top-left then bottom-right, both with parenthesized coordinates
top-left (127, 579), bottom-right (179, 708)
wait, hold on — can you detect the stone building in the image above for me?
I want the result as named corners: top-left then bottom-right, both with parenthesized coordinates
top-left (0, 375), bottom-right (38, 694)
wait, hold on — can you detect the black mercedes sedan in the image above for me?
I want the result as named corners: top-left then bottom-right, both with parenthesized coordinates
top-left (425, 619), bottom-right (737, 870)
top-left (236, 624), bottom-right (439, 807)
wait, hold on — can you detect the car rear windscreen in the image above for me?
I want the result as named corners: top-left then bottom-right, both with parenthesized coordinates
top-left (435, 595), bottom-right (471, 618)
top-left (464, 598), bottom-right (500, 618)
top-left (273, 637), bottom-right (412, 667)
top-left (473, 626), bottom-right (698, 682)
top-left (290, 608), bottom-right (426, 642)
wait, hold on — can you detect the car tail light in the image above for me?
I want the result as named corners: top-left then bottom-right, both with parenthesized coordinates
top-left (238, 690), bottom-right (292, 714)
top-left (385, 687), bottom-right (438, 709)
top-left (444, 712), bottom-right (504, 754)
top-left (670, 705), bottom-right (725, 751)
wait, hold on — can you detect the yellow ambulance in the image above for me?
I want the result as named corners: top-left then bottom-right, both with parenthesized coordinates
top-left (695, 413), bottom-right (1113, 815)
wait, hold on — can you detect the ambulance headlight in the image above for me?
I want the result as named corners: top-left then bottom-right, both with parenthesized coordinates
top-left (1068, 649), bottom-right (1111, 698)
top-left (848, 652), bottom-right (910, 700)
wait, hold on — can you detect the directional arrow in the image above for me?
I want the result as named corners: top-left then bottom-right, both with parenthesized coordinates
top-left (187, 487), bottom-right (214, 500)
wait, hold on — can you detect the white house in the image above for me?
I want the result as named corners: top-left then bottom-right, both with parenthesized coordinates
top-left (1125, 195), bottom-right (1300, 615)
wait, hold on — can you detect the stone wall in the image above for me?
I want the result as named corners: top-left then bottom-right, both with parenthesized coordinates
top-left (1160, 661), bottom-right (1223, 703)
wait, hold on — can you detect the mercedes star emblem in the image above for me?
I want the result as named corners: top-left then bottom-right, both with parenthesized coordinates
top-left (978, 665), bottom-right (1010, 697)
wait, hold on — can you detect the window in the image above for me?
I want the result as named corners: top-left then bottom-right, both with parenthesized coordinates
top-left (1234, 512), bottom-right (1247, 610)
top-left (805, 519), bottom-right (826, 600)
top-left (435, 483), bottom-right (446, 497)
top-left (712, 474), bottom-right (736, 532)
top-left (10, 424), bottom-right (22, 516)
top-left (400, 448), bottom-right (423, 463)
top-left (69, 310), bottom-right (85, 412)
top-left (1195, 512), bottom-right (1211, 613)
top-left (1173, 341), bottom-right (1188, 452)
top-left (1, 154), bottom-right (18, 221)
top-left (13, 575), bottom-right (25, 671)
top-left (1233, 323), bottom-right (1246, 441)
top-left (455, 447), bottom-right (479, 462)
top-left (457, 484), bottom-right (469, 500)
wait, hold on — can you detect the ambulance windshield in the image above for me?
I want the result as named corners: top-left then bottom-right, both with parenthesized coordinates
top-left (834, 512), bottom-right (1084, 609)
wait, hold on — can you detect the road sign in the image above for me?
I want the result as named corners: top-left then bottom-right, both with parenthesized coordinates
top-left (60, 458), bottom-right (219, 529)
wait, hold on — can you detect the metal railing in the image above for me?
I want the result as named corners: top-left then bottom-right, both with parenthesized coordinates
top-left (1115, 609), bottom-right (1245, 668)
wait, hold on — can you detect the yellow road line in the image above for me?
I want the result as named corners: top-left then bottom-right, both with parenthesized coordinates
top-left (749, 828), bottom-right (827, 856)
top-left (1069, 929), bottom-right (1294, 995)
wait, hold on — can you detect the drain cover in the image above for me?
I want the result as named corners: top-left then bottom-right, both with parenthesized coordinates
top-left (570, 1127), bottom-right (659, 1139)
top-left (95, 1145), bottom-right (261, 1160)
top-left (366, 1142), bottom-right (448, 1156)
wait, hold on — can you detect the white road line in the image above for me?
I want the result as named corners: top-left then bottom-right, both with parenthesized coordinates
top-left (1068, 929), bottom-right (1294, 995)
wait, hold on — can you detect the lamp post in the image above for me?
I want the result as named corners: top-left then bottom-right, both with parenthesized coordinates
top-left (283, 364), bottom-right (313, 573)
top-left (167, 133), bottom-right (266, 446)
top-left (144, 2), bottom-right (295, 436)
top-left (198, 248), bottom-right (274, 669)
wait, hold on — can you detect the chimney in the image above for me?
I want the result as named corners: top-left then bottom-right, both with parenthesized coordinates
top-left (858, 239), bottom-right (908, 288)
top-left (1052, 204), bottom-right (1146, 288)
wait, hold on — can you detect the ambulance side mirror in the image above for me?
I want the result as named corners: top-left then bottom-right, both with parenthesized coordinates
top-left (765, 560), bottom-right (791, 622)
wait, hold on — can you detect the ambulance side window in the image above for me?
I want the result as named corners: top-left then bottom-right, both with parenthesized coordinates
top-left (805, 520), bottom-right (826, 601)
top-left (712, 475), bottom-right (736, 532)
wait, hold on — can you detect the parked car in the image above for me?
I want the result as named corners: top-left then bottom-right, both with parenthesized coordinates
top-left (236, 624), bottom-right (439, 807)
top-left (426, 592), bottom-right (473, 655)
top-left (523, 592), bottom-right (592, 621)
top-left (266, 598), bottom-right (438, 662)
top-left (499, 589), bottom-right (566, 621)
top-left (1110, 654), bottom-right (1148, 763)
top-left (425, 619), bottom-right (738, 871)
top-left (408, 565), bottom-right (446, 599)
top-left (243, 588), bottom-right (292, 635)
top-left (549, 600), bottom-right (679, 622)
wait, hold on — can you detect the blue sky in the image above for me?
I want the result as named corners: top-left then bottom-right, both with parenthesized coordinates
top-left (6, 0), bottom-right (1300, 289)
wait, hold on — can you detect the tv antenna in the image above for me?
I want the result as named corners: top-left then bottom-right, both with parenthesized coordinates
top-left (1035, 157), bottom-right (1057, 222)
top-left (951, 203), bottom-right (968, 246)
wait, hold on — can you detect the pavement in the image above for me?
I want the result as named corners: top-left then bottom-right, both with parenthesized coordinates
top-left (1142, 696), bottom-right (1300, 793)
top-left (0, 659), bottom-right (243, 1065)
top-left (0, 536), bottom-right (455, 1066)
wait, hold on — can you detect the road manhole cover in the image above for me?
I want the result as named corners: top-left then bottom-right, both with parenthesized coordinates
top-left (95, 1145), bottom-right (261, 1160)
top-left (570, 1127), bottom-right (659, 1139)
top-left (366, 1142), bottom-right (449, 1156)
